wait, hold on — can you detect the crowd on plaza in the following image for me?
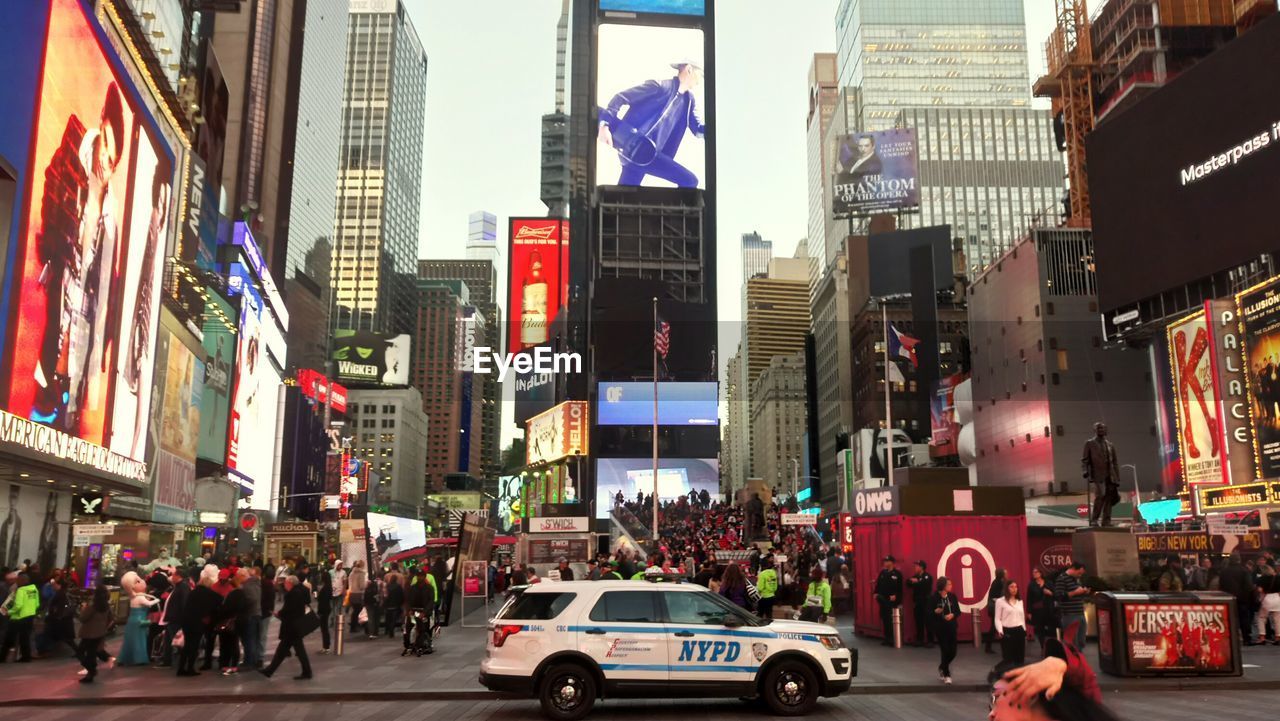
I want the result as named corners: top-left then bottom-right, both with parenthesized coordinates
top-left (0, 551), bottom-right (453, 683)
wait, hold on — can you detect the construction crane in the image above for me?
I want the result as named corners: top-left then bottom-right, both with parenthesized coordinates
top-left (1033, 0), bottom-right (1096, 228)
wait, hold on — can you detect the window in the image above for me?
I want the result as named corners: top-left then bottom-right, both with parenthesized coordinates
top-left (497, 592), bottom-right (577, 621)
top-left (664, 591), bottom-right (735, 625)
top-left (363, 404), bottom-right (375, 414)
top-left (589, 591), bottom-right (660, 623)
top-left (1057, 350), bottom-right (1069, 371)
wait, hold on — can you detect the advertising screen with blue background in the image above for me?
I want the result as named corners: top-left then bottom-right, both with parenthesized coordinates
top-left (600, 0), bottom-right (705, 15)
top-left (595, 457), bottom-right (719, 518)
top-left (597, 382), bottom-right (718, 426)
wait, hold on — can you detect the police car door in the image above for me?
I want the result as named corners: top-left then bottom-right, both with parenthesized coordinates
top-left (578, 590), bottom-right (669, 690)
top-left (661, 590), bottom-right (759, 685)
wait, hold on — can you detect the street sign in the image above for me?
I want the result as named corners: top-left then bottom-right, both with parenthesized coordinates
top-left (1207, 519), bottom-right (1250, 536)
top-left (528, 516), bottom-right (590, 533)
top-left (72, 523), bottom-right (115, 537)
top-left (781, 513), bottom-right (819, 526)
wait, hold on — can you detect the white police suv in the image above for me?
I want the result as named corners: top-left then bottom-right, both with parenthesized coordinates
top-left (480, 579), bottom-right (855, 719)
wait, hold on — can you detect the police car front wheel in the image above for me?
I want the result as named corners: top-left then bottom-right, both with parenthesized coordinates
top-left (761, 661), bottom-right (819, 716)
top-left (538, 663), bottom-right (597, 721)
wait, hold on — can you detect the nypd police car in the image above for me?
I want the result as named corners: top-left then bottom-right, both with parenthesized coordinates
top-left (479, 579), bottom-right (855, 719)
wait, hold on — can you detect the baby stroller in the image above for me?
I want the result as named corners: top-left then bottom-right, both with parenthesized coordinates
top-left (402, 608), bottom-right (435, 656)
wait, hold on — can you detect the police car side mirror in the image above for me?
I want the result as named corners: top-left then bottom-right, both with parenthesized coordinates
top-left (723, 614), bottom-right (744, 628)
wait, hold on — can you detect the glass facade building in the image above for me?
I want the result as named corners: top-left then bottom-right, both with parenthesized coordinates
top-left (333, 1), bottom-right (428, 335)
top-left (835, 0), bottom-right (1031, 130)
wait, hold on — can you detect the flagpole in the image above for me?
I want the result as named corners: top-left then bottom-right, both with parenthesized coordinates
top-left (883, 304), bottom-right (894, 488)
top-left (652, 296), bottom-right (660, 544)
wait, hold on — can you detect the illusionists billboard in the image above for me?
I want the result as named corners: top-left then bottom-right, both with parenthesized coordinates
top-left (1238, 276), bottom-right (1280, 480)
top-left (596, 23), bottom-right (706, 189)
top-left (1166, 310), bottom-right (1224, 488)
top-left (0, 0), bottom-right (175, 486)
top-left (832, 128), bottom-right (921, 216)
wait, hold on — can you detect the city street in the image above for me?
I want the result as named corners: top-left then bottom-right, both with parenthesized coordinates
top-left (3, 691), bottom-right (1280, 721)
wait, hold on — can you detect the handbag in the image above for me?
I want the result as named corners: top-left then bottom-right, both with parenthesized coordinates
top-left (172, 630), bottom-right (185, 648)
top-left (296, 608), bottom-right (321, 638)
top-left (357, 607), bottom-right (369, 624)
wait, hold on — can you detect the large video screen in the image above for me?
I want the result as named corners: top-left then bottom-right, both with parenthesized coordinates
top-left (332, 330), bottom-right (410, 386)
top-left (832, 128), bottom-right (920, 217)
top-left (595, 457), bottom-right (719, 518)
top-left (367, 511), bottom-right (427, 562)
top-left (226, 289), bottom-right (282, 503)
top-left (0, 0), bottom-right (174, 484)
top-left (1088, 18), bottom-right (1280, 313)
top-left (600, 0), bottom-right (705, 15)
top-left (597, 382), bottom-right (718, 426)
top-left (154, 335), bottom-right (201, 523)
top-left (596, 24), bottom-right (706, 189)
top-left (197, 290), bottom-right (234, 464)
top-left (508, 219), bottom-right (569, 355)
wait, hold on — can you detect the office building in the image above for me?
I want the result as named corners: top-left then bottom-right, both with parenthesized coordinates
top-left (332, 0), bottom-right (428, 335)
top-left (741, 232), bottom-right (774, 282)
top-left (896, 107), bottom-right (1063, 277)
top-left (466, 211), bottom-right (500, 265)
top-left (723, 346), bottom-right (750, 491)
top-left (967, 229), bottom-right (1159, 492)
top-left (751, 352), bottom-right (809, 493)
top-left (834, 0), bottom-right (1032, 130)
top-left (413, 281), bottom-right (467, 493)
top-left (418, 260), bottom-right (503, 480)
top-left (541, 0), bottom-right (571, 216)
top-left (745, 259), bottom-right (811, 385)
top-left (346, 387), bottom-right (429, 517)
top-left (806, 53), bottom-right (840, 291)
top-left (810, 256), bottom-right (855, 505)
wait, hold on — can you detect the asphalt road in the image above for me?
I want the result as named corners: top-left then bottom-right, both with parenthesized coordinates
top-left (1, 690), bottom-right (1276, 721)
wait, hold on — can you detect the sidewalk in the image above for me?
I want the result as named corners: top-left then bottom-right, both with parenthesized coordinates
top-left (3, 612), bottom-right (1279, 705)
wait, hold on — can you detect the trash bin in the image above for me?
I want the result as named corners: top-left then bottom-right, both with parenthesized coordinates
top-left (1093, 591), bottom-right (1242, 677)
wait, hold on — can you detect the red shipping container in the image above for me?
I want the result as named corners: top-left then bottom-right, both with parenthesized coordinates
top-left (854, 515), bottom-right (1029, 643)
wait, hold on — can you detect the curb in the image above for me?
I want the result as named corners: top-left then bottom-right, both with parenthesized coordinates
top-left (6, 678), bottom-right (1277, 706)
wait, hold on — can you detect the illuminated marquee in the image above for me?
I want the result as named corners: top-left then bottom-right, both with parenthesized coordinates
top-left (0, 409), bottom-right (148, 483)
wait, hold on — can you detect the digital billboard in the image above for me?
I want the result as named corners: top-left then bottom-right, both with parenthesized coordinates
top-left (596, 24), bottom-right (706, 189)
top-left (596, 382), bottom-right (718, 426)
top-left (930, 373), bottom-right (965, 458)
top-left (508, 219), bottom-right (569, 355)
top-left (600, 0), bottom-right (705, 15)
top-left (1088, 17), bottom-right (1280, 313)
top-left (367, 511), bottom-right (426, 565)
top-left (1166, 310), bottom-right (1224, 489)
top-left (0, 0), bottom-right (174, 485)
top-left (832, 128), bottom-right (920, 216)
top-left (1238, 276), bottom-right (1280, 479)
top-left (496, 475), bottom-right (524, 534)
top-left (155, 335), bottom-right (201, 524)
top-left (526, 401), bottom-right (590, 465)
top-left (197, 289), bottom-right (234, 464)
top-left (592, 280), bottom-right (717, 381)
top-left (332, 330), bottom-right (409, 386)
top-left (226, 288), bottom-right (283, 504)
top-left (595, 457), bottom-right (718, 518)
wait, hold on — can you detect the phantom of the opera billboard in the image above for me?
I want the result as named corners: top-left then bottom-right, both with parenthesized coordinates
top-left (0, 0), bottom-right (177, 487)
top-left (832, 128), bottom-right (921, 217)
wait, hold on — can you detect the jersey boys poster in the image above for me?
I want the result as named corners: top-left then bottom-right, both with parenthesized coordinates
top-left (1124, 603), bottom-right (1232, 673)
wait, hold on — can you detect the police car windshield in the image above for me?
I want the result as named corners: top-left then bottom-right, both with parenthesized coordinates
top-left (693, 589), bottom-right (766, 626)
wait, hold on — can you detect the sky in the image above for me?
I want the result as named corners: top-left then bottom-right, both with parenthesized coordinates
top-left (406, 0), bottom-right (1059, 446)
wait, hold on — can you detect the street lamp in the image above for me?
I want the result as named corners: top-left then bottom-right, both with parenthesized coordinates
top-left (788, 459), bottom-right (800, 498)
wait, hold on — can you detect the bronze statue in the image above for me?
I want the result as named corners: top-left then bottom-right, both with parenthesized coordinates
top-left (744, 493), bottom-right (765, 541)
top-left (1081, 422), bottom-right (1121, 527)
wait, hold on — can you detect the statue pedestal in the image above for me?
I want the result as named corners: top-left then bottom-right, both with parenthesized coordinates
top-left (1072, 527), bottom-right (1139, 584)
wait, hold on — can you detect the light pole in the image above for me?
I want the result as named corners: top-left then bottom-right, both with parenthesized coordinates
top-left (788, 459), bottom-right (800, 499)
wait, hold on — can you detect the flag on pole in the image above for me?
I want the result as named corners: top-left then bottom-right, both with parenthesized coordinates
top-left (886, 325), bottom-right (920, 367)
top-left (654, 319), bottom-right (671, 359)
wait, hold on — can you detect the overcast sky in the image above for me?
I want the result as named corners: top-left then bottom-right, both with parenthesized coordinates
top-left (406, 1), bottom-right (1058, 445)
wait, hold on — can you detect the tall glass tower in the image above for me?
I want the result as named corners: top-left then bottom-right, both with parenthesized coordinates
top-left (332, 0), bottom-right (428, 335)
top-left (834, 0), bottom-right (1032, 130)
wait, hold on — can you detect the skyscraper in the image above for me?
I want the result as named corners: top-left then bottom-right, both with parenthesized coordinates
top-left (751, 352), bottom-right (809, 492)
top-left (744, 259), bottom-right (811, 385)
top-left (806, 53), bottom-right (840, 286)
top-left (332, 0), bottom-right (428, 335)
top-left (413, 281), bottom-right (466, 494)
top-left (834, 0), bottom-right (1032, 130)
top-left (466, 211), bottom-right (499, 265)
top-left (541, 0), bottom-right (571, 216)
top-left (741, 232), bottom-right (774, 282)
top-left (417, 259), bottom-right (503, 481)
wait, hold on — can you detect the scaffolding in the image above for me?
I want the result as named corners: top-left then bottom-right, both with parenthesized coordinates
top-left (1033, 0), bottom-right (1095, 228)
top-left (596, 190), bottom-right (707, 304)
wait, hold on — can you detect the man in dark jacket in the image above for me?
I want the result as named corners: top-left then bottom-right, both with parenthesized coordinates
top-left (260, 575), bottom-right (312, 679)
top-left (598, 60), bottom-right (706, 188)
top-left (1219, 556), bottom-right (1256, 644)
top-left (159, 568), bottom-right (190, 667)
top-left (874, 556), bottom-right (904, 647)
top-left (906, 560), bottom-right (935, 647)
top-left (177, 573), bottom-right (221, 677)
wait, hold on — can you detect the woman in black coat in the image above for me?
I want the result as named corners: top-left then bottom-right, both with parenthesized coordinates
top-left (315, 568), bottom-right (333, 653)
top-left (985, 568), bottom-right (1008, 654)
top-left (932, 577), bottom-right (960, 685)
top-left (1026, 567), bottom-right (1057, 652)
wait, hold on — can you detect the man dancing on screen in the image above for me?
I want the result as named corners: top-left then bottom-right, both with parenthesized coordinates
top-left (598, 59), bottom-right (705, 188)
top-left (31, 82), bottom-right (126, 431)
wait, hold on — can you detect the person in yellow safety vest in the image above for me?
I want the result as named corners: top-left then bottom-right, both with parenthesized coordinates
top-left (0, 574), bottom-right (39, 662)
top-left (631, 552), bottom-right (668, 580)
top-left (756, 557), bottom-right (779, 620)
top-left (601, 561), bottom-right (624, 581)
top-left (805, 569), bottom-right (833, 622)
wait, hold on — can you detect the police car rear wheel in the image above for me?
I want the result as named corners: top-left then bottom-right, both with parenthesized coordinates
top-left (762, 661), bottom-right (818, 716)
top-left (538, 663), bottom-right (596, 721)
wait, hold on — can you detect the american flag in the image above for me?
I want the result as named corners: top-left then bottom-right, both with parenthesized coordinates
top-left (654, 319), bottom-right (671, 359)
